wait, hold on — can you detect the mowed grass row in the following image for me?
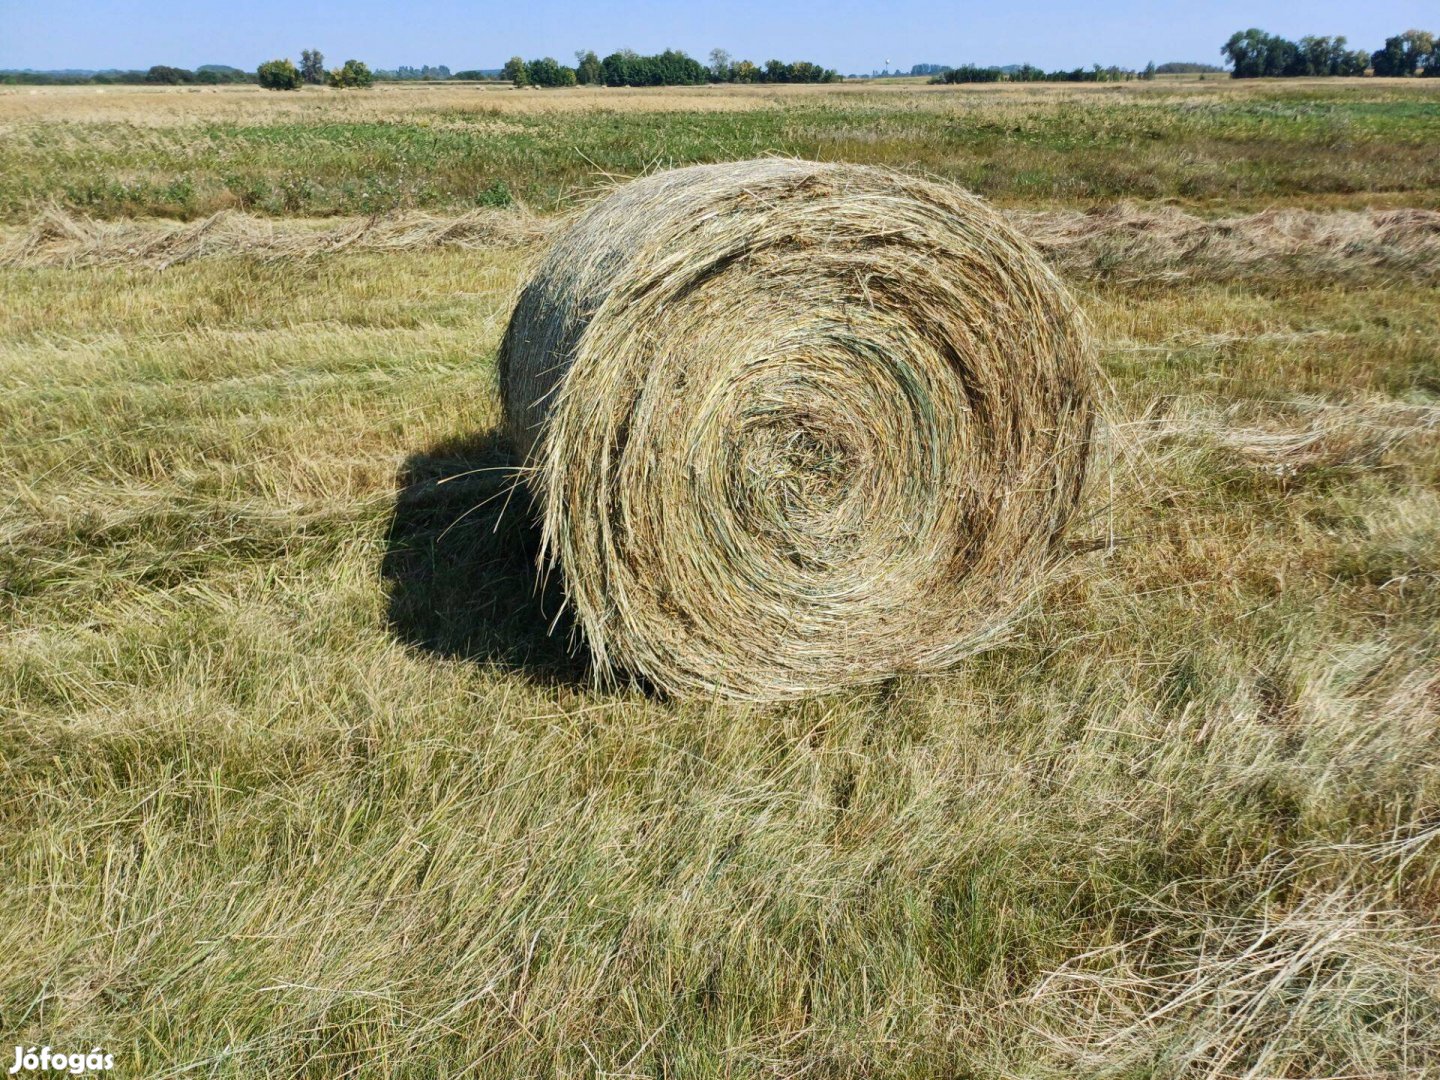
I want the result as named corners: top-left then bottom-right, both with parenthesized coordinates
top-left (1, 248), bottom-right (1438, 1075)
top-left (3, 80), bottom-right (1439, 220)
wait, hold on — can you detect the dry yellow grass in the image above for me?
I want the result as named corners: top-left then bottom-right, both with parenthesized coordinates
top-left (0, 205), bottom-right (551, 268)
top-left (0, 76), bottom-right (1290, 125)
top-left (5, 202), bottom-right (1439, 278)
top-left (2, 235), bottom-right (1438, 1076)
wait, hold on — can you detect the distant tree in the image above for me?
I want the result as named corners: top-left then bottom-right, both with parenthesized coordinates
top-left (761, 59), bottom-right (789, 82)
top-left (1381, 29), bottom-right (1436, 75)
top-left (379, 64), bottom-right (453, 80)
top-left (1371, 35), bottom-right (1407, 76)
top-left (599, 52), bottom-right (628, 85)
top-left (1367, 30), bottom-right (1435, 76)
top-left (326, 59), bottom-right (373, 88)
top-left (656, 49), bottom-right (706, 85)
top-left (935, 64), bottom-right (1005, 83)
top-left (1142, 60), bottom-right (1156, 80)
top-left (1222, 29), bottom-right (1268, 78)
top-left (1341, 49), bottom-right (1371, 76)
top-left (1326, 36), bottom-right (1350, 74)
top-left (708, 47), bottom-right (732, 81)
top-left (930, 62), bottom-right (1145, 84)
top-left (1321, 37), bottom-right (1367, 76)
top-left (145, 64), bottom-right (195, 84)
top-left (1297, 35), bottom-right (1334, 75)
top-left (525, 57), bottom-right (577, 87)
top-left (731, 59), bottom-right (758, 83)
top-left (1222, 29), bottom-right (1304, 78)
top-left (257, 59), bottom-right (303, 90)
top-left (574, 50), bottom-right (603, 85)
top-left (502, 56), bottom-right (529, 86)
top-left (1266, 36), bottom-right (1302, 76)
top-left (598, 48), bottom-right (640, 85)
top-left (300, 49), bottom-right (325, 84)
top-left (1154, 61), bottom-right (1223, 74)
top-left (195, 64), bottom-right (251, 84)
top-left (599, 48), bottom-right (705, 86)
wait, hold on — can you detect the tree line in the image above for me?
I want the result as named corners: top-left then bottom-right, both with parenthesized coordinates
top-left (19, 30), bottom-right (1434, 92)
top-left (1153, 62), bottom-right (1224, 74)
top-left (3, 56), bottom-right (428, 87)
top-left (912, 60), bottom-right (1219, 81)
top-left (1, 64), bottom-right (254, 85)
top-left (257, 52), bottom-right (373, 89)
top-left (1222, 29), bottom-right (1438, 77)
top-left (381, 65), bottom-right (452, 80)
top-left (501, 48), bottom-right (839, 88)
top-left (915, 28), bottom-right (1438, 86)
top-left (3, 45), bottom-right (838, 90)
top-left (931, 63), bottom-right (1153, 84)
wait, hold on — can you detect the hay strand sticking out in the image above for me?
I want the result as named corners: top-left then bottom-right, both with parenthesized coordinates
top-left (498, 159), bottom-right (1094, 700)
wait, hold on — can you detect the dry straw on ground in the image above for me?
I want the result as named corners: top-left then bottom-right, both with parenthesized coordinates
top-left (7, 203), bottom-right (1438, 280)
top-left (1017, 202), bottom-right (1440, 281)
top-left (0, 204), bottom-right (549, 269)
top-left (498, 159), bottom-right (1093, 700)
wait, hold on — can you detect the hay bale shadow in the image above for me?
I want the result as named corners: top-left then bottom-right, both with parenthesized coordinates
top-left (380, 429), bottom-right (586, 685)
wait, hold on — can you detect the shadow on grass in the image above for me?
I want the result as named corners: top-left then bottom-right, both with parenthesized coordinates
top-left (380, 429), bottom-right (588, 685)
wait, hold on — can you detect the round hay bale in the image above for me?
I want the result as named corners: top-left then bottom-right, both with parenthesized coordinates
top-left (499, 159), bottom-right (1092, 700)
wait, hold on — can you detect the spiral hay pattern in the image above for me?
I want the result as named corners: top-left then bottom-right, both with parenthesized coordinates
top-left (499, 159), bottom-right (1093, 700)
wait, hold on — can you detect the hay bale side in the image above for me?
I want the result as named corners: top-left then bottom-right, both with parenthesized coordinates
top-left (499, 159), bottom-right (1093, 700)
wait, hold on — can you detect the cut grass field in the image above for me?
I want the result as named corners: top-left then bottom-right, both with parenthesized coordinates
top-left (3, 77), bottom-right (1439, 219)
top-left (1, 79), bottom-right (1439, 1077)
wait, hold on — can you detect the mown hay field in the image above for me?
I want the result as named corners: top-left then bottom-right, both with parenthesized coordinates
top-left (4, 76), bottom-right (1440, 218)
top-left (2, 78), bottom-right (1439, 1077)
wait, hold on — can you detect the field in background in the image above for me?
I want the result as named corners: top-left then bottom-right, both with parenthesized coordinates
top-left (2, 79), bottom-right (1439, 1077)
top-left (3, 77), bottom-right (1439, 219)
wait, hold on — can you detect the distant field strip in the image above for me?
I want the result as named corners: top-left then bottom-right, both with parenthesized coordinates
top-left (4, 82), bottom-right (1438, 219)
top-left (5, 203), bottom-right (1439, 279)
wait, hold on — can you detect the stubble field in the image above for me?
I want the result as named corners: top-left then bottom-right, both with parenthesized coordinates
top-left (2, 77), bottom-right (1439, 1077)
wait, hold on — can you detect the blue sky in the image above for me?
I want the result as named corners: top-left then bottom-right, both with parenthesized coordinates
top-left (2, 0), bottom-right (1432, 74)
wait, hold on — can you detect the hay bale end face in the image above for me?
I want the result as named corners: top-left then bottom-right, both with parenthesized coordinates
top-left (499, 159), bottom-right (1093, 700)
